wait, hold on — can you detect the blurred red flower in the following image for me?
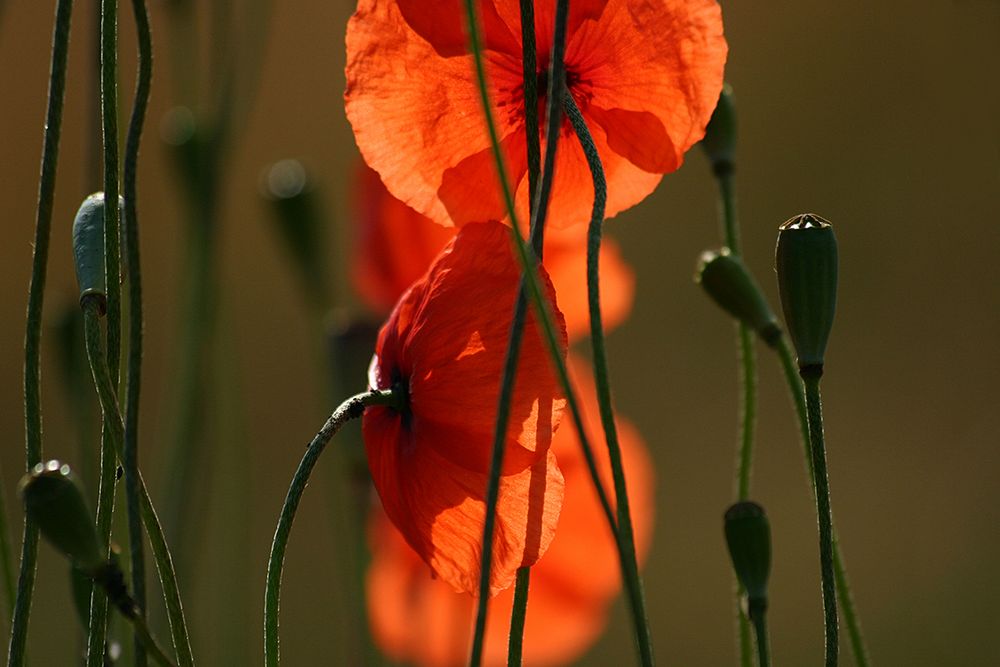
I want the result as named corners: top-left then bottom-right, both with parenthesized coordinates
top-left (363, 220), bottom-right (570, 595)
top-left (367, 355), bottom-right (655, 666)
top-left (351, 164), bottom-right (634, 340)
top-left (345, 0), bottom-right (727, 229)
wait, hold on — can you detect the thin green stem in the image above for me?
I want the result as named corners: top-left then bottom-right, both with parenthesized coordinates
top-left (262, 389), bottom-right (401, 667)
top-left (563, 90), bottom-right (655, 667)
top-left (86, 420), bottom-right (116, 666)
top-left (88, 0), bottom-right (124, 659)
top-left (128, 614), bottom-right (175, 667)
top-left (82, 302), bottom-right (195, 667)
top-left (714, 139), bottom-right (757, 667)
top-left (507, 567), bottom-right (531, 667)
top-left (467, 2), bottom-right (570, 664)
top-left (10, 0), bottom-right (74, 662)
top-left (775, 339), bottom-right (870, 666)
top-left (123, 0), bottom-right (153, 664)
top-left (802, 371), bottom-right (838, 667)
top-left (750, 607), bottom-right (770, 667)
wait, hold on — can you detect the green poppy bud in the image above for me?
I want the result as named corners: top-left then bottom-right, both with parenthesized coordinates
top-left (724, 501), bottom-right (771, 606)
top-left (262, 159), bottom-right (331, 309)
top-left (701, 83), bottom-right (736, 175)
top-left (19, 461), bottom-right (103, 573)
top-left (775, 214), bottom-right (838, 374)
top-left (696, 249), bottom-right (781, 346)
top-left (72, 194), bottom-right (109, 314)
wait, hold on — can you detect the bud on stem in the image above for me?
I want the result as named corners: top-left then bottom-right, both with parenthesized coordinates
top-left (697, 249), bottom-right (781, 346)
top-left (724, 500), bottom-right (771, 608)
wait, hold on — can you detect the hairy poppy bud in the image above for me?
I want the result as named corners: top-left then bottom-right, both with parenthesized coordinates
top-left (19, 461), bottom-right (103, 573)
top-left (775, 214), bottom-right (838, 374)
top-left (262, 159), bottom-right (330, 309)
top-left (701, 83), bottom-right (736, 175)
top-left (72, 194), bottom-right (109, 314)
top-left (697, 249), bottom-right (781, 346)
top-left (724, 501), bottom-right (771, 608)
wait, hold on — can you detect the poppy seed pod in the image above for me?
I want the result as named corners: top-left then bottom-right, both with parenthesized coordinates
top-left (19, 461), bottom-right (103, 573)
top-left (701, 83), bottom-right (736, 175)
top-left (72, 194), bottom-right (110, 313)
top-left (724, 501), bottom-right (771, 607)
top-left (697, 249), bottom-right (781, 346)
top-left (775, 214), bottom-right (839, 372)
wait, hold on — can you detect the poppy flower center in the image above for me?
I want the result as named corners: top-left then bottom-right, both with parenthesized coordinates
top-left (499, 62), bottom-right (593, 138)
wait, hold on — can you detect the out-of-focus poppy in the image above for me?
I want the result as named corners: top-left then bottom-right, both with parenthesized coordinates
top-left (363, 220), bottom-right (570, 596)
top-left (351, 164), bottom-right (634, 339)
top-left (345, 0), bottom-right (727, 229)
top-left (367, 355), bottom-right (655, 666)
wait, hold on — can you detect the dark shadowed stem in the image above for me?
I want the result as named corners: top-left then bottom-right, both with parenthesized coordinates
top-left (519, 0), bottom-right (540, 211)
top-left (10, 0), bottom-right (74, 663)
top-left (123, 0), bottom-right (152, 664)
top-left (507, 567), bottom-right (531, 667)
top-left (714, 160), bottom-right (757, 667)
top-left (775, 340), bottom-right (869, 666)
top-left (750, 606), bottom-right (770, 667)
top-left (466, 1), bottom-right (571, 665)
top-left (88, 0), bottom-right (124, 658)
top-left (802, 370), bottom-right (838, 667)
top-left (563, 91), bottom-right (655, 667)
top-left (82, 302), bottom-right (195, 667)
top-left (262, 389), bottom-right (401, 667)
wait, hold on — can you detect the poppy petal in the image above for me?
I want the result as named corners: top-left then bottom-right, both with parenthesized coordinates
top-left (363, 409), bottom-right (565, 596)
top-left (397, 0), bottom-right (520, 58)
top-left (399, 222), bottom-right (568, 475)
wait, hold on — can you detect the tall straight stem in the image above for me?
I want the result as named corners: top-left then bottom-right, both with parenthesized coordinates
top-left (775, 340), bottom-right (869, 666)
top-left (802, 371), bottom-right (838, 667)
top-left (715, 158), bottom-right (757, 667)
top-left (123, 0), bottom-right (153, 664)
top-left (82, 302), bottom-right (195, 667)
top-left (750, 609), bottom-right (770, 667)
top-left (563, 92), bottom-right (654, 666)
top-left (506, 567), bottom-right (531, 667)
top-left (262, 390), bottom-right (400, 667)
top-left (10, 0), bottom-right (74, 663)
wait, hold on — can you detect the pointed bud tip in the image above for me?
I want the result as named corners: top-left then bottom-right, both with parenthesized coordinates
top-left (701, 83), bottom-right (737, 173)
top-left (696, 249), bottom-right (781, 345)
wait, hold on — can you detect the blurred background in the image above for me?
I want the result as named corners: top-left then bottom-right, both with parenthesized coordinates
top-left (1, 0), bottom-right (999, 664)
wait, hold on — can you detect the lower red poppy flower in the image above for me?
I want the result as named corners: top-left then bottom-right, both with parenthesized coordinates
top-left (366, 355), bottom-right (655, 666)
top-left (363, 220), bottom-right (570, 595)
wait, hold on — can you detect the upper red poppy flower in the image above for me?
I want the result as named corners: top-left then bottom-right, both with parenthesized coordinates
top-left (363, 220), bottom-right (569, 595)
top-left (366, 355), bottom-right (655, 666)
top-left (351, 163), bottom-right (635, 339)
top-left (345, 0), bottom-right (727, 229)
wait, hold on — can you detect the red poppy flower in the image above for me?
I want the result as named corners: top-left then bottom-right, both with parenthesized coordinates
top-left (345, 0), bottom-right (727, 229)
top-left (367, 355), bottom-right (655, 666)
top-left (351, 163), bottom-right (635, 339)
top-left (363, 220), bottom-right (569, 595)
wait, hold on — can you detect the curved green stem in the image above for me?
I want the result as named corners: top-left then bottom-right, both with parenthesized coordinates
top-left (82, 302), bottom-right (195, 667)
top-left (86, 421), bottom-right (116, 666)
top-left (802, 371), bottom-right (838, 667)
top-left (128, 614), bottom-right (175, 667)
top-left (715, 146), bottom-right (757, 667)
top-left (775, 339), bottom-right (869, 666)
top-left (518, 0), bottom-right (540, 214)
top-left (262, 389), bottom-right (400, 667)
top-left (507, 566), bottom-right (531, 667)
top-left (563, 91), bottom-right (655, 667)
top-left (123, 0), bottom-right (153, 663)
top-left (10, 0), bottom-right (74, 662)
top-left (466, 2), bottom-right (570, 664)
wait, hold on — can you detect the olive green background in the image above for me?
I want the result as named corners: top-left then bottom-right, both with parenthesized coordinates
top-left (1, 0), bottom-right (998, 664)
